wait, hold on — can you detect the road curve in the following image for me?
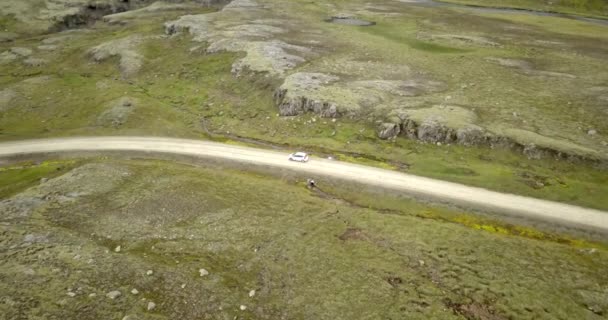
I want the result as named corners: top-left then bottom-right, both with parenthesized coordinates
top-left (0, 136), bottom-right (607, 231)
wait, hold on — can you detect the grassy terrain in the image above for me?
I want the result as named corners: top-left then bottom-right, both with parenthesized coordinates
top-left (437, 0), bottom-right (608, 18)
top-left (0, 160), bottom-right (77, 198)
top-left (0, 159), bottom-right (606, 319)
top-left (0, 0), bottom-right (607, 211)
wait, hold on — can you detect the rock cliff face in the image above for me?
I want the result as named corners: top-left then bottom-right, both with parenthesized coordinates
top-left (379, 110), bottom-right (601, 163)
top-left (273, 73), bottom-right (342, 117)
top-left (392, 107), bottom-right (486, 146)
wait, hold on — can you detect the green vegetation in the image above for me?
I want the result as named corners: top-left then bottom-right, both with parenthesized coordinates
top-left (1, 2), bottom-right (607, 319)
top-left (438, 0), bottom-right (608, 18)
top-left (0, 160), bottom-right (76, 198)
top-left (1, 159), bottom-right (606, 319)
top-left (0, 0), bottom-right (607, 210)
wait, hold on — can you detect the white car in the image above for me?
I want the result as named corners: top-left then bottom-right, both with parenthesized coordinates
top-left (288, 152), bottom-right (309, 162)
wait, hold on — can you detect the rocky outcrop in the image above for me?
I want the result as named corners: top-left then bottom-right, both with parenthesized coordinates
top-left (274, 73), bottom-right (447, 119)
top-left (386, 105), bottom-right (486, 145)
top-left (0, 51), bottom-right (18, 64)
top-left (377, 123), bottom-right (401, 139)
top-left (486, 57), bottom-right (576, 79)
top-left (418, 33), bottom-right (500, 47)
top-left (10, 47), bottom-right (32, 57)
top-left (416, 118), bottom-right (457, 143)
top-left (88, 35), bottom-right (154, 77)
top-left (455, 126), bottom-right (487, 146)
top-left (274, 73), bottom-right (343, 117)
top-left (383, 106), bottom-right (604, 163)
top-left (23, 58), bottom-right (47, 67)
top-left (97, 97), bottom-right (137, 127)
top-left (165, 0), bottom-right (311, 76)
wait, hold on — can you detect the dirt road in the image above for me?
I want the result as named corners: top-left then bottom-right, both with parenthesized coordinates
top-left (1, 136), bottom-right (606, 231)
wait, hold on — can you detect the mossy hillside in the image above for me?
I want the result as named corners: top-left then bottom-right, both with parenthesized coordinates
top-left (267, 0), bottom-right (608, 161)
top-left (1, 159), bottom-right (607, 319)
top-left (1, 0), bottom-right (608, 210)
top-left (478, 10), bottom-right (608, 36)
top-left (0, 159), bottom-right (77, 199)
top-left (437, 0), bottom-right (608, 18)
top-left (337, 7), bottom-right (606, 148)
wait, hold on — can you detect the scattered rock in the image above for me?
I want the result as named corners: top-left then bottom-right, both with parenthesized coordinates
top-left (88, 36), bottom-right (151, 77)
top-left (23, 58), bottom-right (47, 67)
top-left (89, 293), bottom-right (97, 298)
top-left (523, 144), bottom-right (542, 160)
top-left (326, 16), bottom-right (376, 26)
top-left (97, 97), bottom-right (137, 128)
top-left (165, 5), bottom-right (308, 76)
top-left (249, 290), bottom-right (256, 297)
top-left (486, 57), bottom-right (532, 70)
top-left (486, 57), bottom-right (575, 78)
top-left (240, 305), bottom-right (247, 311)
top-left (377, 122), bottom-right (401, 139)
top-left (114, 245), bottom-right (121, 252)
top-left (420, 33), bottom-right (500, 47)
top-left (199, 268), bottom-right (209, 277)
top-left (67, 291), bottom-right (76, 297)
top-left (588, 129), bottom-right (597, 136)
top-left (38, 45), bottom-right (58, 51)
top-left (41, 35), bottom-right (74, 45)
top-left (0, 51), bottom-right (19, 64)
top-left (23, 234), bottom-right (49, 244)
top-left (10, 47), bottom-right (33, 57)
top-left (386, 276), bottom-right (403, 287)
top-left (146, 270), bottom-right (153, 276)
top-left (419, 260), bottom-right (425, 266)
top-left (21, 75), bottom-right (53, 85)
top-left (147, 301), bottom-right (156, 311)
top-left (587, 305), bottom-right (603, 315)
top-left (131, 288), bottom-right (139, 295)
top-left (106, 290), bottom-right (121, 299)
top-left (228, 40), bottom-right (310, 75)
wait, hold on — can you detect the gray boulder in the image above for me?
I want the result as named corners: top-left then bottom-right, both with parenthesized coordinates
top-left (377, 123), bottom-right (400, 139)
top-left (106, 290), bottom-right (122, 299)
top-left (417, 119), bottom-right (456, 143)
top-left (523, 144), bottom-right (543, 160)
top-left (456, 126), bottom-right (486, 146)
top-left (10, 47), bottom-right (32, 57)
top-left (23, 58), bottom-right (47, 67)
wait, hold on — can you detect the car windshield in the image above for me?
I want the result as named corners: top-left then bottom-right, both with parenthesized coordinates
top-left (294, 153), bottom-right (306, 157)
